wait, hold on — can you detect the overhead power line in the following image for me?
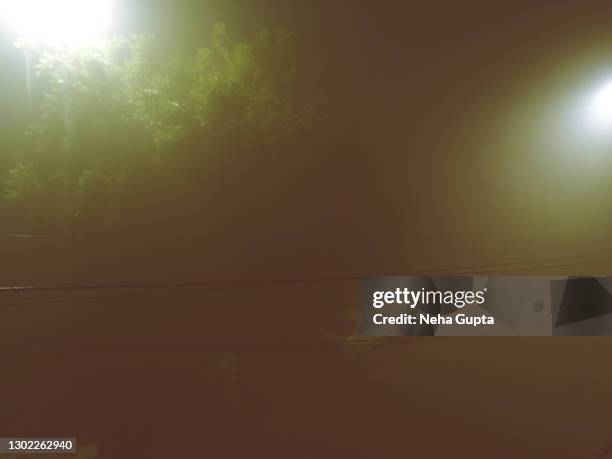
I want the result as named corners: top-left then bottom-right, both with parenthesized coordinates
top-left (0, 253), bottom-right (606, 356)
top-left (0, 251), bottom-right (609, 297)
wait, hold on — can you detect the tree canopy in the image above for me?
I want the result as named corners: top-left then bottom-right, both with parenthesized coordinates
top-left (3, 23), bottom-right (325, 235)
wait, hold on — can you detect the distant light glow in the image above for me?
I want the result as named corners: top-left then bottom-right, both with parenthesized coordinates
top-left (591, 80), bottom-right (612, 126)
top-left (0, 0), bottom-right (113, 49)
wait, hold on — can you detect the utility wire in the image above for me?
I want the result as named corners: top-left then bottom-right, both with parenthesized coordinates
top-left (0, 337), bottom-right (466, 355)
top-left (0, 286), bottom-right (228, 308)
top-left (0, 251), bottom-right (609, 296)
top-left (0, 277), bottom-right (361, 294)
top-left (0, 254), bottom-right (607, 354)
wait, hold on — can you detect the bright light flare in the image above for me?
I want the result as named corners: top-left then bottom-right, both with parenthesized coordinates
top-left (0, 0), bottom-right (113, 49)
top-left (591, 80), bottom-right (612, 127)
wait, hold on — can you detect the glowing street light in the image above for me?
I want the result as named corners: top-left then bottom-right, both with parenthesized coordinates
top-left (1, 0), bottom-right (115, 113)
top-left (591, 80), bottom-right (612, 127)
top-left (0, 0), bottom-right (113, 49)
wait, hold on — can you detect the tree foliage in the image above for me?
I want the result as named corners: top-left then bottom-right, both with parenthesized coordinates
top-left (4, 24), bottom-right (324, 234)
